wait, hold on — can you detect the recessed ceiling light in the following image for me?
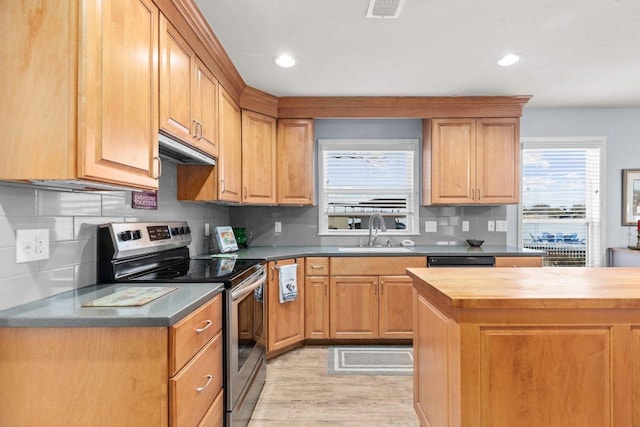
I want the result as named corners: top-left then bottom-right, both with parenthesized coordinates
top-left (497, 53), bottom-right (523, 67)
top-left (274, 55), bottom-right (296, 68)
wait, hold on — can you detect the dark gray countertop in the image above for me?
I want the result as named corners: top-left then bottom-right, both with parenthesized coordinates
top-left (208, 245), bottom-right (545, 261)
top-left (0, 283), bottom-right (224, 328)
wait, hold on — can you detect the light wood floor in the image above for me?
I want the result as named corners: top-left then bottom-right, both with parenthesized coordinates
top-left (248, 346), bottom-right (419, 426)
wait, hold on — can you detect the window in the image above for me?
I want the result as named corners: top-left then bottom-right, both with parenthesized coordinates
top-left (318, 139), bottom-right (419, 235)
top-left (519, 138), bottom-right (605, 267)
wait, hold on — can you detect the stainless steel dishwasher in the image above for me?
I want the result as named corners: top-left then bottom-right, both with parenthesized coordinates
top-left (427, 255), bottom-right (496, 267)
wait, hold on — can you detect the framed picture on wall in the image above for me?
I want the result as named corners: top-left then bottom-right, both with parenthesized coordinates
top-left (622, 169), bottom-right (640, 225)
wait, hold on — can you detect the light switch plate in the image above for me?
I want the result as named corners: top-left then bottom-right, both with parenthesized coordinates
top-left (462, 221), bottom-right (469, 232)
top-left (275, 221), bottom-right (282, 233)
top-left (496, 220), bottom-right (508, 232)
top-left (16, 229), bottom-right (50, 263)
top-left (487, 221), bottom-right (495, 232)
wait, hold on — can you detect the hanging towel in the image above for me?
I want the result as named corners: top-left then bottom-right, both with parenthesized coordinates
top-left (278, 263), bottom-right (298, 303)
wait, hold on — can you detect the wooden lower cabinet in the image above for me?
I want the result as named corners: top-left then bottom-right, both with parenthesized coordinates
top-left (330, 276), bottom-right (379, 339)
top-left (378, 275), bottom-right (414, 338)
top-left (267, 258), bottom-right (305, 354)
top-left (495, 256), bottom-right (543, 267)
top-left (0, 295), bottom-right (223, 427)
top-left (328, 257), bottom-right (425, 340)
top-left (305, 275), bottom-right (330, 339)
top-left (413, 283), bottom-right (633, 427)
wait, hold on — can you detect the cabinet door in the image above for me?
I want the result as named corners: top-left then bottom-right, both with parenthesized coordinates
top-left (476, 118), bottom-right (519, 204)
top-left (218, 86), bottom-right (242, 202)
top-left (330, 276), bottom-right (378, 339)
top-left (277, 119), bottom-right (315, 205)
top-left (241, 110), bottom-right (276, 204)
top-left (159, 14), bottom-right (194, 145)
top-left (378, 275), bottom-right (414, 339)
top-left (267, 259), bottom-right (305, 353)
top-left (430, 118), bottom-right (476, 204)
top-left (305, 276), bottom-right (330, 339)
top-left (193, 59), bottom-right (218, 157)
top-left (79, 0), bottom-right (159, 189)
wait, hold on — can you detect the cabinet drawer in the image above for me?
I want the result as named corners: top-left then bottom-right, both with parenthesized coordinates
top-left (330, 256), bottom-right (426, 275)
top-left (495, 256), bottom-right (543, 267)
top-left (306, 257), bottom-right (329, 275)
top-left (170, 294), bottom-right (222, 375)
top-left (170, 330), bottom-right (223, 427)
top-left (198, 389), bottom-right (224, 427)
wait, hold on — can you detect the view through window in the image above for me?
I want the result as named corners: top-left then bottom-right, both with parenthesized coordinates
top-left (520, 138), bottom-right (605, 267)
top-left (318, 139), bottom-right (419, 235)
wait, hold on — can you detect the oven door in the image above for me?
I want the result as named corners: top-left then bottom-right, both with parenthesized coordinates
top-left (227, 267), bottom-right (267, 412)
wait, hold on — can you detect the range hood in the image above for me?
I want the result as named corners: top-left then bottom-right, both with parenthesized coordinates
top-left (158, 132), bottom-right (216, 166)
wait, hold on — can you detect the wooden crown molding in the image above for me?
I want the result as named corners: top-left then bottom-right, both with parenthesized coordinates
top-left (240, 87), bottom-right (279, 117)
top-left (277, 96), bottom-right (532, 119)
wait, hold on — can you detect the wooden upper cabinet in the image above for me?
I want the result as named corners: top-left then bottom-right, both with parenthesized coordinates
top-left (159, 15), bottom-right (218, 158)
top-left (218, 86), bottom-right (242, 203)
top-left (241, 111), bottom-right (276, 204)
top-left (277, 119), bottom-right (315, 205)
top-left (424, 118), bottom-right (520, 205)
top-left (1, 0), bottom-right (159, 190)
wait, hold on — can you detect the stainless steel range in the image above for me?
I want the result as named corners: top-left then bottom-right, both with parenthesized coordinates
top-left (97, 221), bottom-right (266, 427)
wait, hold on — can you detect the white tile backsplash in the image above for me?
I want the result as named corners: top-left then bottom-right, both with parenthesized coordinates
top-left (0, 162), bottom-right (230, 311)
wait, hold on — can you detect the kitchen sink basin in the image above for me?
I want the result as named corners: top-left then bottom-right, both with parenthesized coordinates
top-left (337, 247), bottom-right (412, 253)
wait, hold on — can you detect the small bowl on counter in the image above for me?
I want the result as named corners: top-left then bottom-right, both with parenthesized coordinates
top-left (466, 239), bottom-right (484, 247)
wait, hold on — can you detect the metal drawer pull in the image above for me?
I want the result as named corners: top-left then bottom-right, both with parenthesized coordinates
top-left (310, 265), bottom-right (324, 269)
top-left (196, 320), bottom-right (212, 334)
top-left (196, 374), bottom-right (213, 393)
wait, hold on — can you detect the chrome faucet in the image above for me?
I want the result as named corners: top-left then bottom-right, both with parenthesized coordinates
top-left (368, 213), bottom-right (387, 246)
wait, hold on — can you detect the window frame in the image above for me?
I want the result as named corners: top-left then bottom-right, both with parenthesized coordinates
top-left (518, 137), bottom-right (606, 267)
top-left (317, 138), bottom-right (420, 236)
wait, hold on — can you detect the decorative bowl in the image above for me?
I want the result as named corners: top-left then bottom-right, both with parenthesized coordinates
top-left (466, 239), bottom-right (484, 247)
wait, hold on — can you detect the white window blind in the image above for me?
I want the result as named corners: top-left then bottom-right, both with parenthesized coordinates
top-left (520, 138), bottom-right (605, 267)
top-left (318, 139), bottom-right (419, 235)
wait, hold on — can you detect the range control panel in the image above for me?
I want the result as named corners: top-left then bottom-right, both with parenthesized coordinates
top-left (101, 221), bottom-right (192, 259)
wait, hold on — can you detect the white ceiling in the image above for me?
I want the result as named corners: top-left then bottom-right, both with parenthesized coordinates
top-left (194, 0), bottom-right (640, 108)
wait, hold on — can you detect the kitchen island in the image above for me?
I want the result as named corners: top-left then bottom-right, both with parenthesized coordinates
top-left (407, 267), bottom-right (640, 427)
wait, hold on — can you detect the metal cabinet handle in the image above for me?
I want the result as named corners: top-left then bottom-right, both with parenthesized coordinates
top-left (196, 374), bottom-right (213, 393)
top-left (380, 281), bottom-right (384, 294)
top-left (152, 156), bottom-right (162, 179)
top-left (244, 186), bottom-right (247, 199)
top-left (192, 119), bottom-right (198, 138)
top-left (324, 281), bottom-right (327, 296)
top-left (197, 121), bottom-right (203, 140)
top-left (195, 320), bottom-right (212, 334)
top-left (373, 281), bottom-right (377, 295)
top-left (477, 188), bottom-right (480, 200)
top-left (220, 179), bottom-right (225, 193)
top-left (470, 189), bottom-right (474, 201)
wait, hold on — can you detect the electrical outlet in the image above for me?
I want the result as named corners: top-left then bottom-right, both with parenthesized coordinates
top-left (487, 220), bottom-right (495, 232)
top-left (16, 229), bottom-right (50, 263)
top-left (462, 221), bottom-right (469, 232)
top-left (204, 223), bottom-right (210, 236)
top-left (275, 221), bottom-right (282, 233)
top-left (496, 220), bottom-right (508, 232)
top-left (424, 221), bottom-right (437, 233)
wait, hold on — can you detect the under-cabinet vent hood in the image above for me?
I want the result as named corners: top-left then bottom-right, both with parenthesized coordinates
top-left (158, 133), bottom-right (216, 166)
top-left (366, 0), bottom-right (405, 19)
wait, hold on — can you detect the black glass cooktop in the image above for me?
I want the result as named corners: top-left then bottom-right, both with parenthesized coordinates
top-left (128, 258), bottom-right (264, 285)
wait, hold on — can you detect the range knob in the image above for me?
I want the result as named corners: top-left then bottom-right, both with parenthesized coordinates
top-left (119, 230), bottom-right (133, 241)
top-left (185, 226), bottom-right (191, 235)
top-left (171, 227), bottom-right (180, 236)
top-left (132, 230), bottom-right (142, 240)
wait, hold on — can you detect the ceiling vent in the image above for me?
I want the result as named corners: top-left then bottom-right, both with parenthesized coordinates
top-left (366, 0), bottom-right (406, 19)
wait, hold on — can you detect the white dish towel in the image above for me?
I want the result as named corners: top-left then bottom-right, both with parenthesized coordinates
top-left (278, 263), bottom-right (298, 303)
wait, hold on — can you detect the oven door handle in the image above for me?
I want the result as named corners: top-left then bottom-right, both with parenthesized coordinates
top-left (231, 273), bottom-right (267, 301)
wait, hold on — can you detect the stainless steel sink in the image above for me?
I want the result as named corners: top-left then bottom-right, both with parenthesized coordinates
top-left (337, 247), bottom-right (412, 253)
